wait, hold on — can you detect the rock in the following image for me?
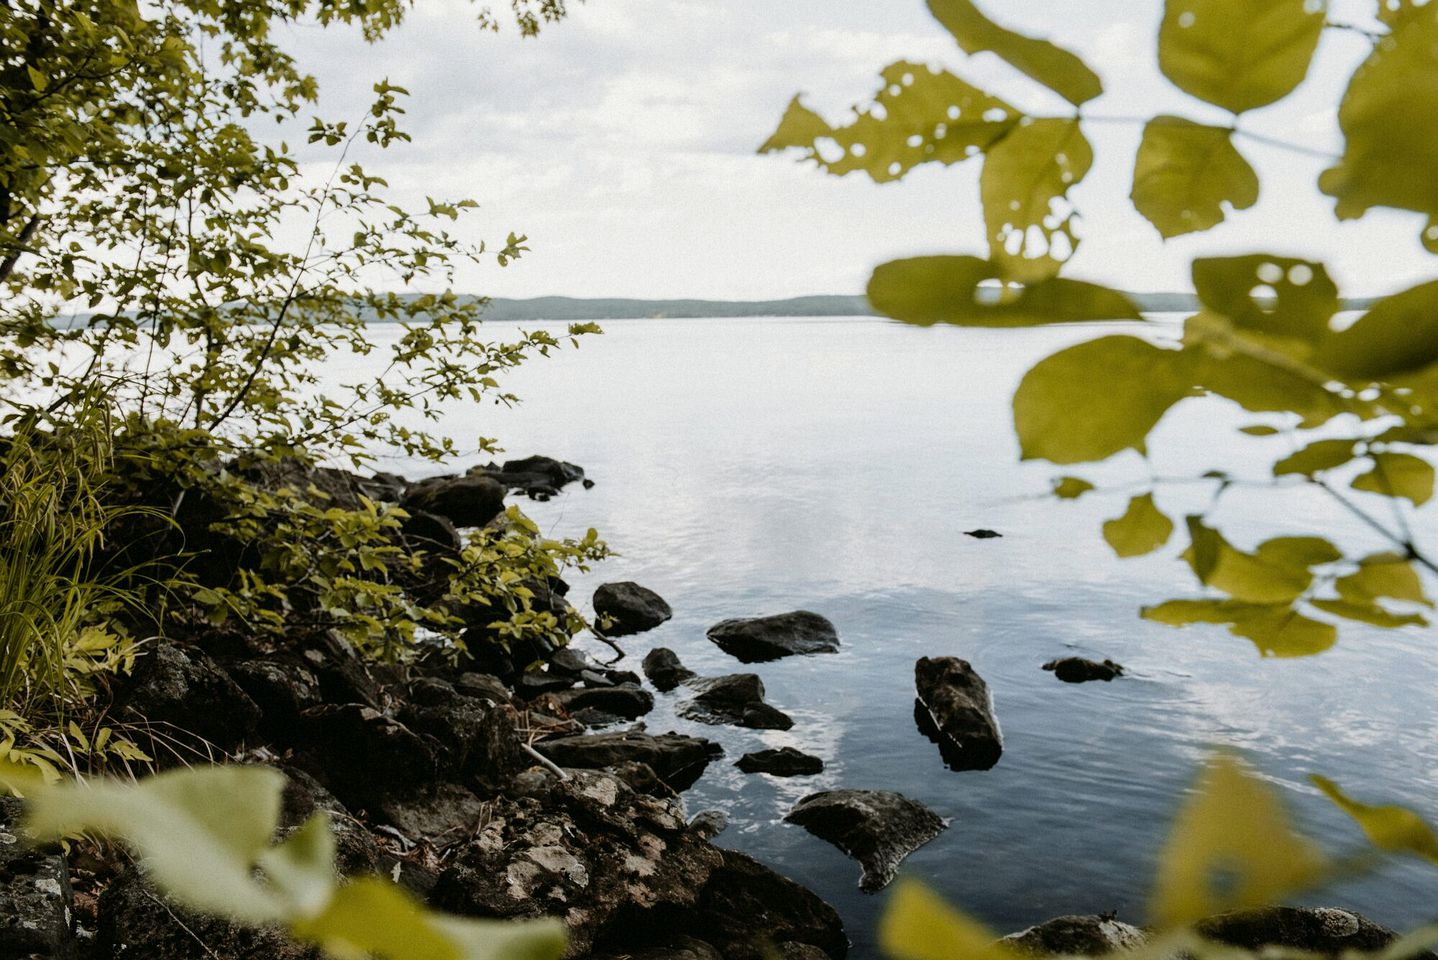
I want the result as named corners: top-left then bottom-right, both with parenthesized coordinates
top-left (120, 641), bottom-right (261, 751)
top-left (736, 747), bottom-right (823, 777)
top-left (590, 937), bottom-right (724, 960)
top-left (473, 455), bottom-right (585, 491)
top-left (1042, 657), bottom-right (1124, 683)
top-left (689, 810), bottom-right (729, 839)
top-left (691, 849), bottom-right (848, 960)
top-left (1002, 915), bottom-right (1147, 955)
top-left (784, 789), bottom-right (946, 893)
top-left (605, 761), bottom-right (676, 798)
top-left (97, 868), bottom-right (316, 960)
top-left (534, 730), bottom-right (722, 791)
top-left (965, 529), bottom-right (1002, 539)
top-left (398, 508), bottom-right (462, 556)
top-left (454, 672), bottom-right (513, 705)
top-left (913, 656), bottom-right (1002, 771)
top-left (397, 679), bottom-right (527, 788)
top-left (377, 782), bottom-right (490, 838)
top-left (678, 674), bottom-right (793, 731)
top-left (516, 668), bottom-right (577, 697)
top-left (642, 648), bottom-right (697, 692)
top-left (276, 767), bottom-right (384, 876)
top-left (593, 582), bottom-right (673, 636)
top-left (294, 704), bottom-right (440, 809)
top-left (707, 611), bottom-right (839, 663)
top-left (402, 473), bottom-right (506, 529)
top-left (1195, 906), bottom-right (1427, 957)
top-left (779, 943), bottom-right (834, 960)
top-left (295, 629), bottom-right (385, 710)
top-left (224, 657), bottom-right (323, 734)
top-left (0, 797), bottom-right (74, 959)
top-left (550, 683), bottom-right (655, 720)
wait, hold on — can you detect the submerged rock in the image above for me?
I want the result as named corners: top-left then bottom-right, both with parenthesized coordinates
top-left (678, 674), bottom-right (793, 730)
top-left (736, 747), bottom-right (824, 777)
top-left (964, 529), bottom-right (1002, 539)
top-left (1042, 657), bottom-right (1124, 683)
top-left (784, 789), bottom-right (946, 892)
top-left (913, 656), bottom-right (1002, 771)
top-left (642, 647), bottom-right (697, 692)
top-left (1002, 915), bottom-right (1147, 956)
top-left (533, 729), bottom-right (723, 791)
top-left (706, 611), bottom-right (839, 663)
top-left (593, 582), bottom-right (673, 636)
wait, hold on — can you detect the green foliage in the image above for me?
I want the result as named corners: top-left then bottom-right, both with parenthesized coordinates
top-left (925, 0), bottom-right (1102, 106)
top-left (1103, 494), bottom-right (1174, 558)
top-left (1131, 118), bottom-right (1259, 238)
top-left (0, 760), bottom-right (566, 960)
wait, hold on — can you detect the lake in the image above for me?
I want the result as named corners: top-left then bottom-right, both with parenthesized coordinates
top-left (345, 315), bottom-right (1438, 956)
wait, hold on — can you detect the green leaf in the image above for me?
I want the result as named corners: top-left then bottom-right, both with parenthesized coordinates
top-left (1309, 598), bottom-right (1427, 628)
top-left (1352, 452), bottom-right (1435, 506)
top-left (1313, 279), bottom-right (1438, 379)
top-left (1378, 0), bottom-right (1429, 27)
top-left (293, 877), bottom-right (461, 960)
top-left (1321, 11), bottom-right (1438, 220)
top-left (1272, 439), bottom-right (1358, 476)
top-left (1189, 339), bottom-right (1344, 427)
top-left (1336, 552), bottom-right (1432, 607)
top-left (867, 256), bottom-right (1140, 327)
top-left (878, 879), bottom-right (1017, 960)
top-left (1425, 216), bottom-right (1438, 255)
top-left (1158, 0), bottom-right (1326, 113)
top-left (1192, 255), bottom-right (1339, 343)
top-left (925, 0), bottom-right (1102, 106)
top-left (1311, 774), bottom-right (1438, 865)
top-left (1051, 476), bottom-right (1095, 499)
top-left (26, 66), bottom-right (49, 93)
top-left (1131, 118), bottom-right (1259, 238)
top-left (1152, 754), bottom-right (1324, 929)
top-left (1013, 336), bottom-right (1195, 463)
top-left (760, 65), bottom-right (1020, 183)
top-left (1182, 524), bottom-right (1335, 603)
top-left (980, 118), bottom-right (1093, 282)
top-left (1240, 425), bottom-right (1282, 436)
top-left (1144, 598), bottom-right (1339, 657)
top-left (1103, 494), bottom-right (1175, 557)
top-left (259, 814), bottom-right (338, 917)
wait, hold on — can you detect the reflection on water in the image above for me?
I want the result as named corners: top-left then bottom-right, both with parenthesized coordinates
top-left (335, 316), bottom-right (1438, 957)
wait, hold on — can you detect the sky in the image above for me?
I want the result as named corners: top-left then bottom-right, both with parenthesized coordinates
top-left (277, 0), bottom-right (1437, 299)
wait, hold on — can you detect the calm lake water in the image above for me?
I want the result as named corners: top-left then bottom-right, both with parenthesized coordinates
top-left (349, 315), bottom-right (1437, 956)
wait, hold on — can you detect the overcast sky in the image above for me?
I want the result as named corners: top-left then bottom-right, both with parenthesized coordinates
top-left (280, 0), bottom-right (1436, 299)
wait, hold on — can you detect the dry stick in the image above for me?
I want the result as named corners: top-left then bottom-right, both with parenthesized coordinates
top-left (520, 742), bottom-right (570, 780)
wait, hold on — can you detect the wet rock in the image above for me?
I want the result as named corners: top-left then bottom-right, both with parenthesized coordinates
top-left (642, 648), bottom-right (697, 692)
top-left (1042, 657), bottom-right (1124, 683)
top-left (0, 797), bottom-right (74, 960)
top-left (784, 789), bottom-right (946, 893)
top-left (402, 473), bottom-right (506, 529)
top-left (593, 582), bottom-right (673, 637)
top-left (550, 683), bottom-right (655, 720)
top-left (678, 674), bottom-right (793, 730)
top-left (534, 730), bottom-right (722, 791)
top-left (965, 529), bottom-right (1002, 539)
top-left (473, 455), bottom-right (586, 491)
top-left (97, 868), bottom-right (316, 960)
top-left (736, 747), bottom-right (823, 777)
top-left (692, 849), bottom-right (848, 960)
top-left (120, 641), bottom-right (261, 750)
top-left (1195, 906), bottom-right (1426, 957)
top-left (914, 656), bottom-right (1002, 771)
top-left (516, 668), bottom-right (578, 697)
top-left (294, 704), bottom-right (440, 808)
top-left (277, 767), bottom-right (384, 876)
top-left (707, 611), bottom-right (839, 663)
top-left (780, 943), bottom-right (834, 960)
top-left (1002, 915), bottom-right (1147, 955)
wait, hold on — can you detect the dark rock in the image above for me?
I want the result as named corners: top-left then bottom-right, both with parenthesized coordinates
top-left (678, 674), bottom-right (793, 731)
top-left (377, 782), bottom-right (489, 838)
top-left (368, 471), bottom-right (409, 501)
top-left (397, 682), bottom-right (527, 787)
top-left (582, 478), bottom-right (596, 489)
top-left (402, 473), bottom-right (506, 529)
top-left (1195, 906), bottom-right (1427, 957)
top-left (454, 672), bottom-right (513, 705)
top-left (606, 761), bottom-right (677, 798)
top-left (692, 849), bottom-right (848, 960)
top-left (736, 747), bottom-right (824, 777)
top-left (534, 730), bottom-right (722, 791)
top-left (97, 868), bottom-right (316, 960)
top-left (784, 789), bottom-right (946, 893)
top-left (643, 648), bottom-right (697, 692)
top-left (965, 529), bottom-right (1002, 539)
top-left (0, 797), bottom-right (74, 960)
top-left (548, 684), bottom-right (655, 725)
top-left (456, 580), bottom-right (574, 677)
top-left (779, 943), bottom-right (834, 960)
top-left (1001, 915), bottom-right (1147, 955)
top-left (571, 708), bottom-right (628, 728)
top-left (591, 936), bottom-right (723, 960)
top-left (689, 810), bottom-right (728, 839)
top-left (1042, 657), bottom-right (1124, 683)
top-left (550, 646), bottom-right (603, 677)
top-left (120, 642), bottom-right (261, 751)
top-left (277, 767), bottom-right (384, 876)
top-left (593, 582), bottom-right (674, 637)
top-left (294, 704), bottom-right (440, 808)
top-left (707, 611), bottom-right (839, 663)
top-left (914, 656), bottom-right (1003, 771)
top-left (224, 658), bottom-right (323, 734)
top-left (296, 629), bottom-right (384, 710)
top-left (526, 485), bottom-right (558, 501)
top-left (475, 455), bottom-right (585, 491)
top-left (398, 508), bottom-right (462, 556)
top-left (516, 668), bottom-right (577, 697)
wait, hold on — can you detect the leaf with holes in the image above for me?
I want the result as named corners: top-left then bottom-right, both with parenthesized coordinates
top-left (1132, 118), bottom-right (1259, 238)
top-left (1159, 0), bottom-right (1326, 114)
top-left (1321, 11), bottom-right (1438, 219)
top-left (1151, 754), bottom-right (1323, 928)
top-left (1103, 494), bottom-right (1175, 557)
top-left (867, 255), bottom-right (1140, 327)
top-left (1013, 336), bottom-right (1195, 463)
top-left (981, 118), bottom-right (1092, 282)
top-left (1192, 254), bottom-right (1338, 343)
top-left (1351, 452), bottom-right (1435, 505)
top-left (760, 63), bottom-right (1019, 183)
top-left (925, 0), bottom-right (1102, 106)
top-left (1314, 279), bottom-right (1438, 379)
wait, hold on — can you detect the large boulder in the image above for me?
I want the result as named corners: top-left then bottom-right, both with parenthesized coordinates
top-left (913, 656), bottom-right (1002, 771)
top-left (549, 683), bottom-right (656, 721)
top-left (678, 674), bottom-right (793, 730)
top-left (642, 648), bottom-right (697, 692)
top-left (0, 797), bottom-right (74, 959)
top-left (534, 730), bottom-right (722, 791)
top-left (397, 679), bottom-right (528, 789)
top-left (276, 767), bottom-right (386, 877)
top-left (402, 473), bottom-right (506, 529)
top-left (593, 582), bottom-right (673, 637)
top-left (736, 747), bottom-right (824, 777)
top-left (293, 704), bottom-right (441, 810)
top-left (784, 789), bottom-right (946, 893)
top-left (707, 611), bottom-right (839, 663)
top-left (1002, 915), bottom-right (1147, 955)
top-left (119, 642), bottom-right (261, 752)
top-left (690, 849), bottom-right (848, 960)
